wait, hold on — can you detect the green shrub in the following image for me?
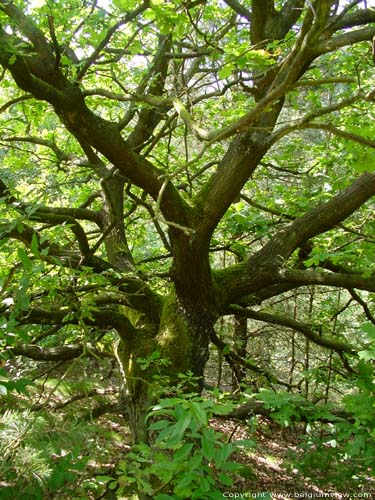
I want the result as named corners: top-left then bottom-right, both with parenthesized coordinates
top-left (111, 394), bottom-right (254, 499)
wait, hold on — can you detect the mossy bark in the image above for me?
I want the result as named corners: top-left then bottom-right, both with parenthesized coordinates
top-left (116, 290), bottom-right (214, 443)
top-left (156, 291), bottom-right (213, 387)
top-left (116, 313), bottom-right (158, 444)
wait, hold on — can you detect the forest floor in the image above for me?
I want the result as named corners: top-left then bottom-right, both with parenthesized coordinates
top-left (78, 414), bottom-right (375, 500)
top-left (3, 369), bottom-right (374, 499)
top-left (6, 394), bottom-right (372, 500)
top-left (212, 417), bottom-right (375, 500)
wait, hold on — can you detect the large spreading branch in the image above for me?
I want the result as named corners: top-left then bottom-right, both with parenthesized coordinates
top-left (0, 178), bottom-right (101, 225)
top-left (190, 3), bottom-right (337, 244)
top-left (224, 397), bottom-right (353, 424)
top-left (216, 171), bottom-right (375, 304)
top-left (0, 222), bottom-right (112, 273)
top-left (7, 343), bottom-right (101, 361)
top-left (228, 305), bottom-right (357, 354)
top-left (189, 2), bottom-right (375, 250)
top-left (278, 268), bottom-right (375, 293)
top-left (328, 5), bottom-right (375, 31)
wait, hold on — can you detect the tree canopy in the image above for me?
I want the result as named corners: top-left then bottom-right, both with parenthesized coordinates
top-left (2, 0), bottom-right (375, 497)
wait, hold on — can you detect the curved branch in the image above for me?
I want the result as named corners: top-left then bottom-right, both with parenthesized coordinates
top-left (241, 194), bottom-right (295, 221)
top-left (222, 0), bottom-right (251, 22)
top-left (349, 289), bottom-right (375, 325)
top-left (255, 171), bottom-right (375, 263)
top-left (216, 171), bottom-right (375, 304)
top-left (294, 77), bottom-right (356, 87)
top-left (0, 94), bottom-right (33, 112)
top-left (0, 177), bottom-right (100, 226)
top-left (26, 211), bottom-right (91, 257)
top-left (328, 6), bottom-right (375, 31)
top-left (0, 221), bottom-right (114, 272)
top-left (8, 343), bottom-right (87, 361)
top-left (12, 306), bottom-right (137, 334)
top-left (302, 122), bottom-right (375, 150)
top-left (313, 25), bottom-right (375, 55)
top-left (1, 135), bottom-right (75, 163)
top-left (228, 305), bottom-right (357, 354)
top-left (33, 206), bottom-right (100, 225)
top-left (0, 0), bottom-right (54, 67)
top-left (0, 178), bottom-right (96, 256)
top-left (0, 29), bottom-right (68, 105)
top-left (223, 398), bottom-right (353, 423)
top-left (268, 93), bottom-right (363, 147)
top-left (278, 268), bottom-right (375, 293)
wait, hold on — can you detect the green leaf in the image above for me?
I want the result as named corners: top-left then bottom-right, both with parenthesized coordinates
top-left (151, 398), bottom-right (182, 412)
top-left (174, 442), bottom-right (194, 462)
top-left (218, 65), bottom-right (233, 79)
top-left (220, 460), bottom-right (243, 472)
top-left (362, 323), bottom-right (375, 340)
top-left (358, 349), bottom-right (375, 361)
top-left (189, 401), bottom-right (207, 426)
top-left (172, 413), bottom-right (191, 439)
top-left (17, 247), bottom-right (32, 271)
top-left (201, 429), bottom-right (216, 461)
top-left (233, 439), bottom-right (256, 449)
top-left (149, 419), bottom-right (170, 431)
top-left (8, 54), bottom-right (16, 65)
top-left (174, 472), bottom-right (195, 491)
top-left (95, 475), bottom-right (113, 483)
top-left (156, 424), bottom-right (181, 446)
top-left (214, 442), bottom-right (233, 467)
top-left (222, 345), bottom-right (231, 355)
top-left (113, 0), bottom-right (137, 10)
top-left (198, 475), bottom-right (211, 493)
top-left (30, 233), bottom-right (40, 258)
top-left (218, 472), bottom-right (233, 486)
top-left (188, 452), bottom-right (203, 471)
top-left (0, 384), bottom-right (7, 395)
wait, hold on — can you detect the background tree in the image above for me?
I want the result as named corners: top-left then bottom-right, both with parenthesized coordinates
top-left (1, 0), bottom-right (375, 454)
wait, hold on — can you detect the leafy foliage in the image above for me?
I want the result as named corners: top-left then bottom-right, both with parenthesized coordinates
top-left (0, 409), bottom-right (90, 499)
top-left (113, 393), bottom-right (252, 499)
top-left (1, 0), bottom-right (375, 496)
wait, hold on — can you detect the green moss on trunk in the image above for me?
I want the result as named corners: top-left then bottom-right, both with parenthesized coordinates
top-left (116, 291), bottom-right (212, 442)
top-left (156, 292), bottom-right (195, 376)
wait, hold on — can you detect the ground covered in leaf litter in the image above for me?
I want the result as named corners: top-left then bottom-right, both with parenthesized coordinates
top-left (47, 414), bottom-right (375, 499)
top-left (212, 417), bottom-right (375, 499)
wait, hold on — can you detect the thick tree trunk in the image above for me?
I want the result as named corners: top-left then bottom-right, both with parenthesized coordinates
top-left (232, 315), bottom-right (248, 390)
top-left (115, 290), bottom-right (214, 443)
top-left (156, 292), bottom-right (213, 386)
top-left (115, 318), bottom-right (157, 443)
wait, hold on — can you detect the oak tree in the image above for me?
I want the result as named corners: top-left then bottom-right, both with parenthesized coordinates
top-left (1, 0), bottom-right (375, 443)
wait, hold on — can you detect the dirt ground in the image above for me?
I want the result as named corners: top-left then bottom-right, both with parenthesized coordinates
top-left (211, 417), bottom-right (375, 500)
